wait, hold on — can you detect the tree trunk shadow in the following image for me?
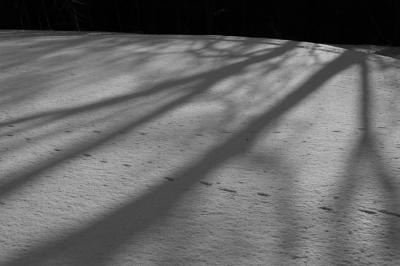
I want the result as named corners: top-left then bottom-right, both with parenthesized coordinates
top-left (0, 41), bottom-right (297, 200)
top-left (331, 55), bottom-right (400, 264)
top-left (2, 48), bottom-right (375, 266)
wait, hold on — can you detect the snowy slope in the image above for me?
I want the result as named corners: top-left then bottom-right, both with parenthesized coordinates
top-left (0, 31), bottom-right (400, 265)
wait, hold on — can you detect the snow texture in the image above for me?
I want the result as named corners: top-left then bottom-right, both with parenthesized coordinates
top-left (0, 30), bottom-right (400, 265)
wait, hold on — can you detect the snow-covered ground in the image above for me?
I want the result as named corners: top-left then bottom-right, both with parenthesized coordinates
top-left (0, 30), bottom-right (400, 265)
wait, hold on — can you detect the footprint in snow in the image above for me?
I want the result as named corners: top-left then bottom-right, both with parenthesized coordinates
top-left (123, 163), bottom-right (132, 167)
top-left (164, 177), bottom-right (175, 182)
top-left (257, 192), bottom-right (270, 197)
top-left (378, 209), bottom-right (400, 218)
top-left (200, 181), bottom-right (212, 186)
top-left (218, 187), bottom-right (237, 193)
top-left (358, 209), bottom-right (377, 215)
top-left (319, 206), bottom-right (333, 211)
top-left (291, 255), bottom-right (308, 260)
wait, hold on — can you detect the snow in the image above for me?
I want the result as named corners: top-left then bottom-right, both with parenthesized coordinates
top-left (0, 30), bottom-right (400, 265)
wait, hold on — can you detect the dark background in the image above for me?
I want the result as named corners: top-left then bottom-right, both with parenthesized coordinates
top-left (1, 0), bottom-right (399, 45)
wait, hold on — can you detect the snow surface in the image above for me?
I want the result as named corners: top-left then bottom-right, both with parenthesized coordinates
top-left (0, 30), bottom-right (400, 265)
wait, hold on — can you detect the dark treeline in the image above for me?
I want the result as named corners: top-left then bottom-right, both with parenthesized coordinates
top-left (1, 0), bottom-right (399, 45)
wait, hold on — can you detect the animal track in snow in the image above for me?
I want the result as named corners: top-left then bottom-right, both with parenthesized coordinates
top-left (378, 209), bottom-right (400, 218)
top-left (200, 181), bottom-right (212, 186)
top-left (291, 255), bottom-right (308, 260)
top-left (358, 209), bottom-right (377, 215)
top-left (319, 206), bottom-right (333, 211)
top-left (218, 187), bottom-right (237, 193)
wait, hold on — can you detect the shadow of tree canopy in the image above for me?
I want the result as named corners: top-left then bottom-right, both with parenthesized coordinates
top-left (0, 39), bottom-right (297, 200)
top-left (329, 51), bottom-right (400, 264)
top-left (0, 33), bottom-right (399, 265)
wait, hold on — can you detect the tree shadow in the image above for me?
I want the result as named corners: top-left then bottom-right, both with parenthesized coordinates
top-left (0, 40), bottom-right (297, 201)
top-left (330, 52), bottom-right (400, 264)
top-left (0, 34), bottom-right (286, 132)
top-left (375, 46), bottom-right (400, 60)
top-left (0, 41), bottom-right (371, 265)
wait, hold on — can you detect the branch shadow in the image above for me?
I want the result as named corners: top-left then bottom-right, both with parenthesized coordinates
top-left (330, 52), bottom-right (400, 263)
top-left (0, 40), bottom-right (298, 201)
top-left (0, 37), bottom-right (288, 134)
top-left (1, 45), bottom-right (366, 265)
